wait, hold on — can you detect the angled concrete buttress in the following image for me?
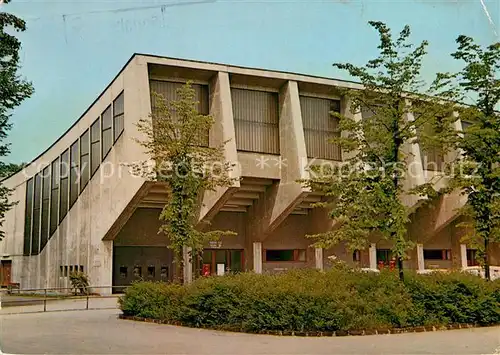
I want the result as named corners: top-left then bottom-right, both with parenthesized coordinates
top-left (197, 72), bottom-right (240, 226)
top-left (401, 100), bottom-right (427, 210)
top-left (245, 80), bottom-right (310, 271)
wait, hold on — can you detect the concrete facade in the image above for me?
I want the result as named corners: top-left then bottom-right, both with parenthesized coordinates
top-left (1, 54), bottom-right (499, 291)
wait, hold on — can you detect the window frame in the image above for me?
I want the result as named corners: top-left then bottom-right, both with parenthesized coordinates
top-left (423, 249), bottom-right (452, 261)
top-left (59, 149), bottom-right (70, 223)
top-left (231, 87), bottom-right (280, 155)
top-left (49, 158), bottom-right (60, 235)
top-left (69, 140), bottom-right (80, 209)
top-left (264, 249), bottom-right (307, 263)
top-left (113, 91), bottom-right (125, 142)
top-left (300, 94), bottom-right (342, 161)
top-left (40, 166), bottom-right (51, 251)
top-left (80, 129), bottom-right (90, 192)
top-left (23, 178), bottom-right (34, 256)
top-left (90, 117), bottom-right (101, 177)
top-left (101, 104), bottom-right (113, 161)
top-left (31, 173), bottom-right (42, 255)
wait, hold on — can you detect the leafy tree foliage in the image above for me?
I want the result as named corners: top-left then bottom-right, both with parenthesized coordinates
top-left (0, 0), bottom-right (34, 240)
top-left (0, 162), bottom-right (26, 178)
top-left (133, 83), bottom-right (236, 283)
top-left (433, 36), bottom-right (500, 280)
top-left (302, 22), bottom-right (455, 280)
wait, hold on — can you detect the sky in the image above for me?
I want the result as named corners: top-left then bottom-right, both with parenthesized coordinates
top-left (2, 0), bottom-right (499, 164)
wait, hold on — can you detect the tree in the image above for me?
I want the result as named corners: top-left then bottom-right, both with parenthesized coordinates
top-left (302, 22), bottom-right (454, 281)
top-left (0, 0), bottom-right (34, 240)
top-left (0, 162), bottom-right (26, 178)
top-left (433, 36), bottom-right (500, 280)
top-left (133, 83), bottom-right (236, 283)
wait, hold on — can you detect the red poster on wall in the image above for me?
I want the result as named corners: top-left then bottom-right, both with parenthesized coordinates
top-left (202, 264), bottom-right (211, 276)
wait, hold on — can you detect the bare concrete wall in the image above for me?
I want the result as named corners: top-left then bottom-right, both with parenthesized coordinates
top-left (0, 56), bottom-right (152, 291)
top-left (262, 214), bottom-right (316, 272)
top-left (114, 208), bottom-right (167, 247)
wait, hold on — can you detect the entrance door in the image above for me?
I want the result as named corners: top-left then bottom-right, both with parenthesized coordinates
top-left (0, 260), bottom-right (12, 287)
top-left (200, 249), bottom-right (243, 276)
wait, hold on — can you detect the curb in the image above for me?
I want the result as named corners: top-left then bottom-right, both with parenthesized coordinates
top-left (118, 314), bottom-right (482, 337)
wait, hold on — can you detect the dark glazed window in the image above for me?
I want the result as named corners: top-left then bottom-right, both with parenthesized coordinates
top-left (49, 158), bottom-right (59, 235)
top-left (102, 105), bottom-right (112, 160)
top-left (467, 249), bottom-right (478, 266)
top-left (265, 249), bottom-right (306, 262)
top-left (231, 88), bottom-right (279, 154)
top-left (300, 96), bottom-right (342, 160)
top-left (120, 266), bottom-right (127, 279)
top-left (113, 92), bottom-right (124, 141)
top-left (23, 178), bottom-right (34, 256)
top-left (80, 129), bottom-right (90, 191)
top-left (424, 249), bottom-right (451, 260)
top-left (150, 81), bottom-right (209, 147)
top-left (31, 174), bottom-right (42, 255)
top-left (133, 266), bottom-right (142, 278)
top-left (59, 149), bottom-right (70, 222)
top-left (147, 266), bottom-right (155, 278)
top-left (69, 141), bottom-right (79, 208)
top-left (90, 118), bottom-right (100, 175)
top-left (40, 166), bottom-right (50, 251)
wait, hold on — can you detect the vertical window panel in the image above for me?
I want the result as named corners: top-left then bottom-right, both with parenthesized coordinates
top-left (102, 105), bottom-right (113, 159)
top-left (50, 158), bottom-right (59, 235)
top-left (90, 118), bottom-right (100, 176)
top-left (59, 149), bottom-right (69, 222)
top-left (113, 92), bottom-right (124, 142)
top-left (300, 96), bottom-right (341, 160)
top-left (231, 88), bottom-right (279, 154)
top-left (421, 148), bottom-right (444, 171)
top-left (418, 124), bottom-right (444, 171)
top-left (40, 166), bottom-right (50, 251)
top-left (23, 178), bottom-right (34, 256)
top-left (149, 80), bottom-right (209, 147)
top-left (80, 129), bottom-right (90, 191)
top-left (69, 141), bottom-right (79, 208)
top-left (31, 174), bottom-right (41, 255)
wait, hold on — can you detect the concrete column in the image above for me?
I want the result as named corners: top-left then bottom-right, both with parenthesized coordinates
top-left (401, 99), bottom-right (426, 209)
top-left (341, 97), bottom-right (362, 161)
top-left (315, 248), bottom-right (324, 270)
top-left (253, 242), bottom-right (262, 274)
top-left (198, 71), bottom-right (240, 225)
top-left (460, 244), bottom-right (468, 269)
top-left (445, 112), bottom-right (464, 165)
top-left (266, 80), bottom-right (310, 233)
top-left (417, 244), bottom-right (425, 271)
top-left (369, 243), bottom-right (377, 270)
top-left (183, 246), bottom-right (193, 284)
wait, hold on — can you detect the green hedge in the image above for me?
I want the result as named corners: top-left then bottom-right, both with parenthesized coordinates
top-left (119, 269), bottom-right (500, 332)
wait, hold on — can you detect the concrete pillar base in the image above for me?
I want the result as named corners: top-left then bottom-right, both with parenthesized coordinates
top-left (183, 246), bottom-right (193, 284)
top-left (369, 243), bottom-right (377, 270)
top-left (460, 244), bottom-right (468, 269)
top-left (315, 248), bottom-right (323, 270)
top-left (417, 244), bottom-right (425, 271)
top-left (253, 242), bottom-right (262, 274)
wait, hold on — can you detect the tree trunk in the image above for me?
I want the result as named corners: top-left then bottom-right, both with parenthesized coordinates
top-left (175, 246), bottom-right (184, 284)
top-left (397, 256), bottom-right (404, 282)
top-left (484, 237), bottom-right (491, 281)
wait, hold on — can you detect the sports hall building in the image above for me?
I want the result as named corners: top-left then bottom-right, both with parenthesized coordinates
top-left (1, 54), bottom-right (498, 290)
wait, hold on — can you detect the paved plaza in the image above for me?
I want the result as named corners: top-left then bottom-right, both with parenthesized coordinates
top-left (0, 299), bottom-right (499, 355)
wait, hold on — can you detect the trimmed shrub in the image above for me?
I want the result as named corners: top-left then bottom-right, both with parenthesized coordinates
top-left (69, 271), bottom-right (90, 295)
top-left (119, 269), bottom-right (500, 332)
